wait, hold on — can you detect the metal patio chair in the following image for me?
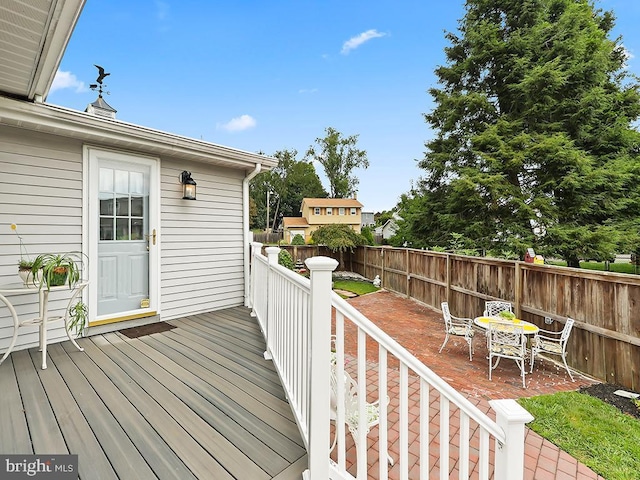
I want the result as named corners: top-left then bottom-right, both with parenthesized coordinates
top-left (530, 317), bottom-right (575, 381)
top-left (439, 302), bottom-right (475, 361)
top-left (483, 301), bottom-right (513, 317)
top-left (329, 358), bottom-right (394, 467)
top-left (488, 320), bottom-right (528, 388)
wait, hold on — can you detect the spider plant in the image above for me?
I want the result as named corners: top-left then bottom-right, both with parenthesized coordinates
top-left (30, 252), bottom-right (85, 289)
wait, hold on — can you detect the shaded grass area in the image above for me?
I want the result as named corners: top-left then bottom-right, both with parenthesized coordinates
top-left (332, 279), bottom-right (379, 296)
top-left (546, 260), bottom-right (639, 275)
top-left (518, 391), bottom-right (640, 480)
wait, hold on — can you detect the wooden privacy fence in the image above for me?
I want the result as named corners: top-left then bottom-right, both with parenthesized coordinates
top-left (350, 246), bottom-right (640, 391)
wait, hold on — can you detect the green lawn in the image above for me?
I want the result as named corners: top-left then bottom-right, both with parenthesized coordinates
top-left (518, 391), bottom-right (640, 480)
top-left (332, 279), bottom-right (379, 296)
top-left (546, 260), bottom-right (639, 275)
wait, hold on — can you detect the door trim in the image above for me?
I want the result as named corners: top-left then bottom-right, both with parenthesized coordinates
top-left (83, 146), bottom-right (161, 325)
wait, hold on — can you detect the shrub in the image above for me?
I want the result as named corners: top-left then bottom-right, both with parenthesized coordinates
top-left (291, 234), bottom-right (305, 245)
top-left (278, 249), bottom-right (295, 270)
top-left (361, 226), bottom-right (375, 246)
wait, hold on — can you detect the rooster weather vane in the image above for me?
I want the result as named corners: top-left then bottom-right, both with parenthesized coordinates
top-left (89, 64), bottom-right (110, 97)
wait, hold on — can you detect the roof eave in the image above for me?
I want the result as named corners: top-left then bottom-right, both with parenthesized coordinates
top-left (29, 0), bottom-right (86, 102)
top-left (0, 96), bottom-right (277, 170)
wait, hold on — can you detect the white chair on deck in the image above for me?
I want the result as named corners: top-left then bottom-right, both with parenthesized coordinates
top-left (483, 301), bottom-right (513, 317)
top-left (329, 359), bottom-right (394, 467)
top-left (439, 302), bottom-right (475, 361)
top-left (488, 320), bottom-right (528, 388)
top-left (530, 317), bottom-right (575, 381)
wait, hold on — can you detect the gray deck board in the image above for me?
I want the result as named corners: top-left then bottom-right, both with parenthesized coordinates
top-left (95, 333), bottom-right (270, 480)
top-left (58, 341), bottom-right (203, 480)
top-left (12, 349), bottom-right (68, 455)
top-left (139, 334), bottom-right (306, 461)
top-left (0, 307), bottom-right (306, 479)
top-left (27, 348), bottom-right (116, 480)
top-left (0, 356), bottom-right (31, 454)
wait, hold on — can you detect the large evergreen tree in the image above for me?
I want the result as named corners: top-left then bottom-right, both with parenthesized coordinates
top-left (404, 0), bottom-right (640, 266)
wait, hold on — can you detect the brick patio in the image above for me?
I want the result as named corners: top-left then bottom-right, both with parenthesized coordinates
top-left (342, 290), bottom-right (605, 480)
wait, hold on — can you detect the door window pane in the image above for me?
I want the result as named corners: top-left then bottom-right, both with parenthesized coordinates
top-left (115, 170), bottom-right (129, 193)
top-left (131, 218), bottom-right (144, 240)
top-left (130, 196), bottom-right (144, 217)
top-left (116, 218), bottom-right (130, 240)
top-left (100, 218), bottom-right (114, 240)
top-left (99, 168), bottom-right (113, 192)
top-left (130, 172), bottom-right (144, 194)
top-left (100, 194), bottom-right (114, 215)
top-left (115, 196), bottom-right (129, 216)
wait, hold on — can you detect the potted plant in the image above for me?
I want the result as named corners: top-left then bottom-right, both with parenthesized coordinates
top-left (30, 252), bottom-right (85, 289)
top-left (31, 251), bottom-right (88, 336)
top-left (18, 258), bottom-right (36, 285)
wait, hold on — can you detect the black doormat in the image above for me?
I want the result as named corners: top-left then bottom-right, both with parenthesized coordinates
top-left (119, 322), bottom-right (176, 339)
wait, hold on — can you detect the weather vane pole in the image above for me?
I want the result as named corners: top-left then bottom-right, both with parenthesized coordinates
top-left (89, 64), bottom-right (110, 97)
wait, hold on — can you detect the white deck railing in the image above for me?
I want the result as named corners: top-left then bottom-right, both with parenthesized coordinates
top-left (250, 244), bottom-right (533, 480)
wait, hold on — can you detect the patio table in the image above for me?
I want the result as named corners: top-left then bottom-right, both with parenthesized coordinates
top-left (0, 281), bottom-right (88, 369)
top-left (473, 316), bottom-right (539, 335)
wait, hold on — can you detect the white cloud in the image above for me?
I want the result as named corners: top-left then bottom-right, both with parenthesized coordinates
top-left (50, 71), bottom-right (85, 93)
top-left (155, 1), bottom-right (170, 20)
top-left (299, 88), bottom-right (318, 94)
top-left (217, 114), bottom-right (257, 132)
top-left (341, 29), bottom-right (386, 55)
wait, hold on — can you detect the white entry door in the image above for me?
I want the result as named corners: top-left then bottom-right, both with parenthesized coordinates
top-left (86, 148), bottom-right (159, 324)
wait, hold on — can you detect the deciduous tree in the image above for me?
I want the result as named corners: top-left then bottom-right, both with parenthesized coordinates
top-left (306, 127), bottom-right (369, 198)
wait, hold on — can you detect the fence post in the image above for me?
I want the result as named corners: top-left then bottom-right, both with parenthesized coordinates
top-left (304, 256), bottom-right (338, 480)
top-left (264, 246), bottom-right (281, 360)
top-left (249, 242), bottom-right (263, 314)
top-left (381, 247), bottom-right (386, 288)
top-left (489, 399), bottom-right (534, 480)
top-left (446, 253), bottom-right (451, 305)
top-left (406, 248), bottom-right (410, 299)
top-left (514, 261), bottom-right (522, 319)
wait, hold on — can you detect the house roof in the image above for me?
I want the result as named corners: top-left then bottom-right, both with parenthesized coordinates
top-left (0, 0), bottom-right (85, 102)
top-left (301, 198), bottom-right (364, 208)
top-left (283, 217), bottom-right (310, 228)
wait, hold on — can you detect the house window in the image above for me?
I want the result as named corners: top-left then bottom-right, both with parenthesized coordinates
top-left (327, 207), bottom-right (332, 215)
top-left (314, 207), bottom-right (320, 215)
top-left (351, 208), bottom-right (357, 215)
top-left (339, 207), bottom-right (345, 215)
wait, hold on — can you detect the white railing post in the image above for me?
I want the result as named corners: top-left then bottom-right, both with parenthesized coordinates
top-left (264, 246), bottom-right (281, 360)
top-left (249, 242), bottom-right (263, 314)
top-left (489, 399), bottom-right (534, 480)
top-left (304, 256), bottom-right (338, 480)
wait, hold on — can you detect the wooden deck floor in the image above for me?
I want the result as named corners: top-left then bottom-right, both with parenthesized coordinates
top-left (0, 307), bottom-right (307, 480)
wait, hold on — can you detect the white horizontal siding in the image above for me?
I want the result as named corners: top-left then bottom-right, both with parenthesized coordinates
top-left (159, 160), bottom-right (246, 320)
top-left (0, 126), bottom-right (84, 352)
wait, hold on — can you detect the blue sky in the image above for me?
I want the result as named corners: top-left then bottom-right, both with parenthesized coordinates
top-left (48, 0), bottom-right (640, 213)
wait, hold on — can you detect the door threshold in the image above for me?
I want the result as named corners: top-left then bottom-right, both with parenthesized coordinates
top-left (88, 313), bottom-right (159, 336)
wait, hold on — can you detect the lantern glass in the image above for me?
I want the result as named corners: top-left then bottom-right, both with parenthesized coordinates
top-left (180, 171), bottom-right (197, 200)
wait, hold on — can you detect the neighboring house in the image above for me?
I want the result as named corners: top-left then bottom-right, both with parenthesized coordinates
top-left (361, 211), bottom-right (375, 228)
top-left (282, 198), bottom-right (363, 243)
top-left (0, 0), bottom-right (276, 353)
top-left (282, 217), bottom-right (310, 243)
top-left (375, 218), bottom-right (399, 240)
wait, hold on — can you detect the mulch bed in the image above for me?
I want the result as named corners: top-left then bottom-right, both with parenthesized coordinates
top-left (579, 383), bottom-right (640, 420)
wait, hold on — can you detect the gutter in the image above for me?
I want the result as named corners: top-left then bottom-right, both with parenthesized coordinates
top-left (243, 163), bottom-right (262, 306)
